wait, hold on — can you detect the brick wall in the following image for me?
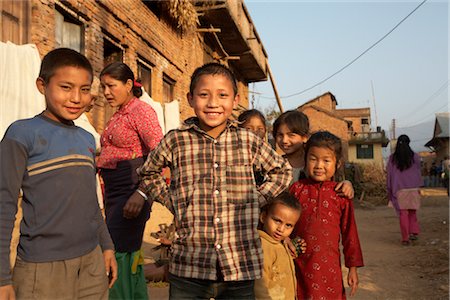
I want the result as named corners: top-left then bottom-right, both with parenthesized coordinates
top-left (299, 106), bottom-right (349, 161)
top-left (28, 0), bottom-right (250, 133)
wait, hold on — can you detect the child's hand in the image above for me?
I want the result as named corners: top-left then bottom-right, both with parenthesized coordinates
top-left (103, 249), bottom-right (118, 288)
top-left (285, 237), bottom-right (307, 258)
top-left (347, 267), bottom-right (359, 297)
top-left (293, 237), bottom-right (307, 255)
top-left (0, 285), bottom-right (15, 300)
top-left (123, 191), bottom-right (146, 219)
top-left (335, 180), bottom-right (354, 199)
top-left (285, 238), bottom-right (297, 258)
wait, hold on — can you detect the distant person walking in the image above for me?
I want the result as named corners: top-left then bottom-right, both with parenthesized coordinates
top-left (387, 135), bottom-right (423, 245)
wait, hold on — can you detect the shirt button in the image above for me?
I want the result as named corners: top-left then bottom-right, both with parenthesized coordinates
top-left (213, 139), bottom-right (218, 144)
top-left (215, 244), bottom-right (221, 250)
top-left (214, 190), bottom-right (220, 195)
top-left (214, 163), bottom-right (219, 168)
top-left (215, 217), bottom-right (220, 224)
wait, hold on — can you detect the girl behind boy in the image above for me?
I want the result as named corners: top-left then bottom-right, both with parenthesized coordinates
top-left (290, 131), bottom-right (364, 300)
top-left (238, 109), bottom-right (268, 186)
top-left (238, 109), bottom-right (267, 140)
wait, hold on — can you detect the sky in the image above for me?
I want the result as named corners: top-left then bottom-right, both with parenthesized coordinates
top-left (245, 0), bottom-right (448, 151)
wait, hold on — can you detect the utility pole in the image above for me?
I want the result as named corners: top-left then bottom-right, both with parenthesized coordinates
top-left (391, 118), bottom-right (396, 139)
top-left (371, 80), bottom-right (378, 128)
top-left (391, 119), bottom-right (397, 154)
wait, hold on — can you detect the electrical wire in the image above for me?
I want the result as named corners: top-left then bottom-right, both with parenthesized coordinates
top-left (397, 80), bottom-right (449, 124)
top-left (270, 0), bottom-right (429, 100)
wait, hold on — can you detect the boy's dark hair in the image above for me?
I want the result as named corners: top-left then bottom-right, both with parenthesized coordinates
top-left (392, 134), bottom-right (414, 171)
top-left (264, 191), bottom-right (301, 213)
top-left (189, 62), bottom-right (238, 96)
top-left (272, 110), bottom-right (309, 138)
top-left (39, 48), bottom-right (93, 84)
top-left (305, 131), bottom-right (342, 165)
top-left (100, 62), bottom-right (142, 98)
top-left (238, 109), bottom-right (266, 127)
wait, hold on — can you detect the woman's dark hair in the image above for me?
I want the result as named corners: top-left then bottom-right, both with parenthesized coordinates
top-left (304, 131), bottom-right (342, 167)
top-left (273, 110), bottom-right (309, 138)
top-left (392, 134), bottom-right (414, 171)
top-left (100, 62), bottom-right (142, 98)
top-left (238, 109), bottom-right (266, 127)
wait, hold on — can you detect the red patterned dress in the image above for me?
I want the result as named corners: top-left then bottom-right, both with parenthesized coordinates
top-left (290, 179), bottom-right (364, 300)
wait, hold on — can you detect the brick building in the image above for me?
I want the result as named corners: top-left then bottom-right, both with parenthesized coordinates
top-left (298, 92), bottom-right (389, 165)
top-left (1, 0), bottom-right (268, 133)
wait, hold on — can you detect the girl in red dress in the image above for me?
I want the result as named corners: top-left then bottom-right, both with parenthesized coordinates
top-left (290, 131), bottom-right (364, 300)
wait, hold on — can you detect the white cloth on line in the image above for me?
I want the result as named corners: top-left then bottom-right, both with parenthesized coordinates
top-left (139, 89), bottom-right (166, 134)
top-left (164, 100), bottom-right (180, 132)
top-left (0, 42), bottom-right (45, 139)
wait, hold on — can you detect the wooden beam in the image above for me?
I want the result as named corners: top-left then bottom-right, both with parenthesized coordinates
top-left (196, 28), bottom-right (221, 33)
top-left (195, 4), bottom-right (227, 12)
top-left (266, 60), bottom-right (284, 113)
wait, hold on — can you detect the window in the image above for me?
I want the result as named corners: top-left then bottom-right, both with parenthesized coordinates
top-left (137, 60), bottom-right (152, 96)
top-left (163, 75), bottom-right (175, 103)
top-left (1, 1), bottom-right (29, 44)
top-left (356, 144), bottom-right (373, 159)
top-left (103, 36), bottom-right (123, 66)
top-left (143, 1), bottom-right (163, 18)
top-left (55, 8), bottom-right (83, 52)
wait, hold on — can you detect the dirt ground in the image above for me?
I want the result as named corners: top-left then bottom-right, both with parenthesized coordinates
top-left (9, 188), bottom-right (448, 299)
top-left (144, 188), bottom-right (449, 300)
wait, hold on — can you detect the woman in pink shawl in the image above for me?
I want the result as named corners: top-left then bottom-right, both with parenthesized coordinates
top-left (387, 134), bottom-right (423, 245)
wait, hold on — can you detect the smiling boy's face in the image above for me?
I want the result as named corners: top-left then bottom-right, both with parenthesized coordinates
top-left (37, 66), bottom-right (92, 125)
top-left (188, 74), bottom-right (239, 138)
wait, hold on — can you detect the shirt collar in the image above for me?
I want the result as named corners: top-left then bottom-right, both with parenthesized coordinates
top-left (258, 230), bottom-right (283, 245)
top-left (117, 97), bottom-right (138, 114)
top-left (180, 117), bottom-right (239, 136)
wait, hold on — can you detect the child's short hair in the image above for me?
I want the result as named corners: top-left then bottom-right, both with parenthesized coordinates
top-left (272, 110), bottom-right (309, 138)
top-left (305, 131), bottom-right (342, 164)
top-left (189, 62), bottom-right (238, 96)
top-left (264, 191), bottom-right (301, 214)
top-left (100, 62), bottom-right (142, 98)
top-left (39, 48), bottom-right (93, 84)
top-left (238, 109), bottom-right (266, 126)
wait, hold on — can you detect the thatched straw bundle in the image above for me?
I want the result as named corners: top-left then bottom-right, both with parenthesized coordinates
top-left (166, 0), bottom-right (199, 31)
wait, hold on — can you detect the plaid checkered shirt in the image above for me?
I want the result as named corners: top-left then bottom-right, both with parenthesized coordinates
top-left (138, 117), bottom-right (292, 281)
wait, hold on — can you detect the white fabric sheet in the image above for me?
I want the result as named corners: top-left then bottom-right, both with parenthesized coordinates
top-left (139, 89), bottom-right (166, 134)
top-left (164, 100), bottom-right (180, 132)
top-left (0, 42), bottom-right (45, 139)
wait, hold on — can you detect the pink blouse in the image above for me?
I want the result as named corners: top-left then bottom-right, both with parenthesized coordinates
top-left (97, 98), bottom-right (163, 169)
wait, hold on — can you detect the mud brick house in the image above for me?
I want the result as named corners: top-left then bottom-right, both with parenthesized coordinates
top-left (1, 0), bottom-right (268, 133)
top-left (298, 92), bottom-right (389, 165)
top-left (425, 112), bottom-right (449, 162)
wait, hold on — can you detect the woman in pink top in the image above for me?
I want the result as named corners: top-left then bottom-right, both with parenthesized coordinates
top-left (387, 134), bottom-right (423, 246)
top-left (98, 62), bottom-right (163, 299)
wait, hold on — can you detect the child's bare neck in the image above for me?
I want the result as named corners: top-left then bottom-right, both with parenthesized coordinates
top-left (286, 152), bottom-right (304, 169)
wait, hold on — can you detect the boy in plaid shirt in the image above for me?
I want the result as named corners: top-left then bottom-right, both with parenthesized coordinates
top-left (128, 63), bottom-right (292, 299)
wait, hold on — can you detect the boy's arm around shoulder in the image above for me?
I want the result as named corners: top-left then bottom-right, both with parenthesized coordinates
top-left (137, 132), bottom-right (173, 211)
top-left (255, 138), bottom-right (292, 206)
top-left (0, 131), bottom-right (29, 288)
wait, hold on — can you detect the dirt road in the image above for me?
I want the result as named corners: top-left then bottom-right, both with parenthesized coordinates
top-left (348, 188), bottom-right (449, 300)
top-left (145, 188), bottom-right (449, 299)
